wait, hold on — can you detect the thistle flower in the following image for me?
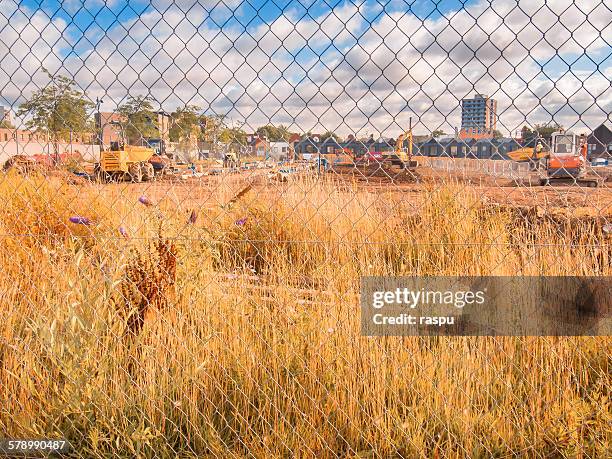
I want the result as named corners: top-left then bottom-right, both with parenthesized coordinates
top-left (69, 216), bottom-right (92, 225)
top-left (119, 226), bottom-right (129, 238)
top-left (138, 196), bottom-right (154, 207)
top-left (235, 217), bottom-right (247, 226)
top-left (188, 209), bottom-right (198, 224)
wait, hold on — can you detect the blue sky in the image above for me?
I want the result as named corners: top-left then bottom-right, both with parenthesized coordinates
top-left (3, 0), bottom-right (610, 135)
top-left (21, 0), bottom-right (480, 29)
top-left (17, 0), bottom-right (606, 76)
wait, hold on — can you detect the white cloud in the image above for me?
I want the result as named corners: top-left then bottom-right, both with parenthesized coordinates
top-left (1, 0), bottom-right (610, 136)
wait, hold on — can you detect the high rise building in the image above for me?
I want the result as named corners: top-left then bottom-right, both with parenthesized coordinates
top-left (460, 94), bottom-right (497, 139)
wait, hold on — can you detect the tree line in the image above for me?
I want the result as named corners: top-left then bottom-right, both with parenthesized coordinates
top-left (9, 69), bottom-right (562, 148)
top-left (12, 70), bottom-right (308, 149)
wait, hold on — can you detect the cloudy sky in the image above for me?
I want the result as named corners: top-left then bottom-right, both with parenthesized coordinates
top-left (1, 0), bottom-right (610, 137)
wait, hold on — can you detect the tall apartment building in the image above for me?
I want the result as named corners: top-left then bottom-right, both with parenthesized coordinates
top-left (460, 93), bottom-right (497, 139)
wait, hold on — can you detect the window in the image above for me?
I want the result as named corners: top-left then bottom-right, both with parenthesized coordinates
top-left (554, 135), bottom-right (574, 154)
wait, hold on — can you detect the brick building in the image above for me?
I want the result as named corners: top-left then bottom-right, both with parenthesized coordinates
top-left (95, 110), bottom-right (171, 147)
top-left (0, 127), bottom-right (92, 144)
top-left (246, 133), bottom-right (269, 157)
top-left (94, 112), bottom-right (125, 146)
top-left (0, 127), bottom-right (46, 143)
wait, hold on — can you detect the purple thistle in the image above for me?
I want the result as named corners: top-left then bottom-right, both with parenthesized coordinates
top-left (69, 216), bottom-right (92, 225)
top-left (118, 226), bottom-right (129, 238)
top-left (188, 209), bottom-right (198, 224)
top-left (138, 196), bottom-right (154, 207)
top-left (235, 217), bottom-right (247, 227)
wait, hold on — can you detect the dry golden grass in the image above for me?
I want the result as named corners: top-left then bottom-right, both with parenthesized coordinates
top-left (0, 172), bottom-right (610, 458)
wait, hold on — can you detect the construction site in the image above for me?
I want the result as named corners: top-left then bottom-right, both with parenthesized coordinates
top-left (5, 120), bottom-right (610, 212)
top-left (1, 0), bottom-right (611, 457)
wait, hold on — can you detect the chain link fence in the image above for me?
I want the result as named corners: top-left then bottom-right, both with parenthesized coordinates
top-left (0, 0), bottom-right (610, 457)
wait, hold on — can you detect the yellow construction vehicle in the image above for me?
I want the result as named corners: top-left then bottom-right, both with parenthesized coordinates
top-left (508, 141), bottom-right (548, 163)
top-left (382, 117), bottom-right (417, 168)
top-left (94, 122), bottom-right (155, 182)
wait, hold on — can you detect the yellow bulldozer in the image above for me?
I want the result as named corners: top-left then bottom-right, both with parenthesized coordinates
top-left (94, 122), bottom-right (155, 183)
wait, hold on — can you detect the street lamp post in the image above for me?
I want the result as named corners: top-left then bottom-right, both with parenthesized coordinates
top-left (95, 97), bottom-right (104, 147)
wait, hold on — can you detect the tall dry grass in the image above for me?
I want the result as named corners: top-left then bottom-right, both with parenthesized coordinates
top-left (0, 172), bottom-right (610, 458)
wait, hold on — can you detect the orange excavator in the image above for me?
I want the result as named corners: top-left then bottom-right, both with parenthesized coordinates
top-left (540, 130), bottom-right (600, 187)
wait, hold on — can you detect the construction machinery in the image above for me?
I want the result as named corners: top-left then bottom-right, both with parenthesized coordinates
top-left (507, 143), bottom-right (548, 163)
top-left (382, 117), bottom-right (418, 168)
top-left (223, 152), bottom-right (240, 168)
top-left (539, 130), bottom-right (601, 187)
top-left (94, 122), bottom-right (155, 182)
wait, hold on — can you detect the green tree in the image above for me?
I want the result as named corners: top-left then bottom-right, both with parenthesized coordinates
top-left (199, 114), bottom-right (248, 156)
top-left (533, 123), bottom-right (561, 141)
top-left (117, 95), bottom-right (158, 144)
top-left (200, 114), bottom-right (225, 142)
top-left (431, 129), bottom-right (446, 138)
top-left (320, 130), bottom-right (340, 142)
top-left (521, 124), bottom-right (561, 146)
top-left (17, 68), bottom-right (94, 151)
top-left (256, 125), bottom-right (278, 141)
top-left (521, 125), bottom-right (534, 142)
top-left (276, 124), bottom-right (292, 141)
top-left (219, 126), bottom-right (247, 145)
top-left (256, 124), bottom-right (293, 141)
top-left (0, 119), bottom-right (13, 129)
top-left (169, 105), bottom-right (201, 144)
top-left (492, 129), bottom-right (503, 139)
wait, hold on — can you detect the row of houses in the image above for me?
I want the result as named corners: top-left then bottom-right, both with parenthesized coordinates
top-left (293, 135), bottom-right (522, 161)
top-left (290, 124), bottom-right (612, 161)
top-left (1, 106), bottom-right (610, 163)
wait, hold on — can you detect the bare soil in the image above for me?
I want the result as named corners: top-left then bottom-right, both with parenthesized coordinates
top-left (78, 164), bottom-right (612, 220)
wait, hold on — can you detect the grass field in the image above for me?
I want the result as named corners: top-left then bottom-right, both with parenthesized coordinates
top-left (0, 171), bottom-right (610, 458)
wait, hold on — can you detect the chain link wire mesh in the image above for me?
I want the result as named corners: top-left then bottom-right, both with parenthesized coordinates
top-left (0, 0), bottom-right (611, 457)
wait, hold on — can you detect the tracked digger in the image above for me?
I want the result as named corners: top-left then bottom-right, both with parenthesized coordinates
top-left (539, 130), bottom-right (601, 187)
top-left (382, 117), bottom-right (418, 169)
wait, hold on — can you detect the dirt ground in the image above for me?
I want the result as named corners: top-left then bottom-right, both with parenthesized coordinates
top-left (75, 163), bottom-right (611, 221)
top-left (326, 164), bottom-right (612, 216)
